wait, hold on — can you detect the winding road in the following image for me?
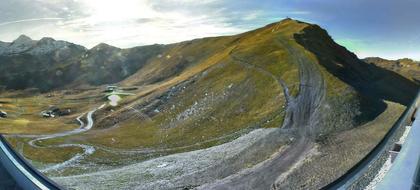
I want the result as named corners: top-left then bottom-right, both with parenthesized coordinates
top-left (27, 104), bottom-right (105, 173)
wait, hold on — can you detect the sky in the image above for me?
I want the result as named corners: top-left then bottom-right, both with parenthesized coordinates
top-left (0, 0), bottom-right (419, 60)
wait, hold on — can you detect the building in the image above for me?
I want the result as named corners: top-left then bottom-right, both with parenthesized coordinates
top-left (0, 111), bottom-right (7, 118)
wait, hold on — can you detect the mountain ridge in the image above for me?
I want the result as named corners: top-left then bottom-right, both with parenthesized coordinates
top-left (2, 29), bottom-right (419, 63)
top-left (363, 57), bottom-right (420, 84)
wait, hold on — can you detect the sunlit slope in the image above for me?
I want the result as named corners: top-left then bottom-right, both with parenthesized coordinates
top-left (43, 20), bottom-right (310, 152)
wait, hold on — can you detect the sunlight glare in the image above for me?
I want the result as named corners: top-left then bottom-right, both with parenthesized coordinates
top-left (82, 0), bottom-right (155, 23)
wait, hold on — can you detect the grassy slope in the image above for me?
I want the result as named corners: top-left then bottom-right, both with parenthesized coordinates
top-left (1, 19), bottom-right (418, 184)
top-left (37, 24), bottom-right (298, 152)
top-left (78, 20), bottom-right (310, 150)
top-left (8, 20), bottom-right (305, 166)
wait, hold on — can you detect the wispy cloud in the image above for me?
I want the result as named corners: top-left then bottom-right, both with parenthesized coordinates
top-left (0, 0), bottom-right (301, 48)
top-left (0, 18), bottom-right (64, 27)
top-left (0, 0), bottom-right (244, 47)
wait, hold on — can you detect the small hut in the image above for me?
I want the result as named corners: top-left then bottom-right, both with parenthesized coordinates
top-left (0, 110), bottom-right (7, 118)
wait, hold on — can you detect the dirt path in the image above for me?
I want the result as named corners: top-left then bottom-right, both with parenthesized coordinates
top-left (26, 104), bottom-right (105, 172)
top-left (198, 36), bottom-right (326, 190)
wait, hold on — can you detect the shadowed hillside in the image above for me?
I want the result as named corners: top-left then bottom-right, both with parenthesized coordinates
top-left (292, 24), bottom-right (418, 137)
top-left (294, 25), bottom-right (418, 106)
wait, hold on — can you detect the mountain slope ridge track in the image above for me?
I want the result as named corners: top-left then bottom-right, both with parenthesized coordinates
top-left (198, 33), bottom-right (326, 190)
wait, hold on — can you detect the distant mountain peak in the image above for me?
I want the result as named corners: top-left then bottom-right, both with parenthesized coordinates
top-left (398, 58), bottom-right (418, 63)
top-left (91, 43), bottom-right (120, 52)
top-left (39, 37), bottom-right (56, 43)
top-left (277, 18), bottom-right (310, 25)
top-left (13, 34), bottom-right (33, 43)
top-left (16, 34), bottom-right (32, 40)
top-left (365, 57), bottom-right (419, 64)
top-left (0, 34), bottom-right (88, 57)
top-left (0, 34), bottom-right (36, 55)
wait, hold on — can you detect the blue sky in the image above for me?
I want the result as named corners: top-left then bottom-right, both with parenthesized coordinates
top-left (0, 0), bottom-right (419, 60)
